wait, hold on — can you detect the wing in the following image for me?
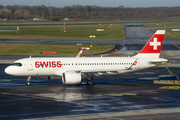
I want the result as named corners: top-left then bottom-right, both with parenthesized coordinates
top-left (81, 69), bottom-right (126, 76)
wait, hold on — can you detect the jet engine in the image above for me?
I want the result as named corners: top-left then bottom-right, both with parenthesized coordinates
top-left (62, 71), bottom-right (82, 85)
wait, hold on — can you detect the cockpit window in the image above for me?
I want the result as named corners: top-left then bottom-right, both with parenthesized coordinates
top-left (12, 63), bottom-right (22, 67)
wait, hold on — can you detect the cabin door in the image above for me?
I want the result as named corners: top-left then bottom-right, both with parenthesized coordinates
top-left (28, 60), bottom-right (33, 71)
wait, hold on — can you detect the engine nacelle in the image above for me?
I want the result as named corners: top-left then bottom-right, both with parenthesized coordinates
top-left (62, 71), bottom-right (82, 85)
top-left (48, 76), bottom-right (62, 80)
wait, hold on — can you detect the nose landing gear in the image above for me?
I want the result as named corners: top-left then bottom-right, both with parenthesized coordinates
top-left (26, 76), bottom-right (31, 86)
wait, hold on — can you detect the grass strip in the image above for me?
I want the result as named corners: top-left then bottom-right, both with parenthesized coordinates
top-left (0, 24), bottom-right (125, 40)
top-left (0, 43), bottom-right (114, 56)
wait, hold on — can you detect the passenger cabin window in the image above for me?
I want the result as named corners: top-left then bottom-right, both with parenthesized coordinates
top-left (12, 63), bottom-right (22, 67)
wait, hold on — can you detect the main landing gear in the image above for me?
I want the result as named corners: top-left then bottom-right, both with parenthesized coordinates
top-left (86, 76), bottom-right (93, 86)
top-left (87, 80), bottom-right (93, 86)
top-left (26, 76), bottom-right (31, 86)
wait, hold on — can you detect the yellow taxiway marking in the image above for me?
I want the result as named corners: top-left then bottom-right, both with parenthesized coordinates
top-left (159, 86), bottom-right (180, 90)
top-left (133, 73), bottom-right (145, 75)
top-left (158, 75), bottom-right (174, 77)
top-left (154, 80), bottom-right (180, 85)
top-left (144, 72), bottom-right (155, 74)
top-left (133, 72), bottom-right (155, 75)
top-left (0, 79), bottom-right (11, 81)
top-left (105, 93), bottom-right (137, 97)
top-left (174, 44), bottom-right (180, 50)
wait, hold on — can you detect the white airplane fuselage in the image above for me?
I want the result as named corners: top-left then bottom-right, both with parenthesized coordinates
top-left (5, 57), bottom-right (158, 77)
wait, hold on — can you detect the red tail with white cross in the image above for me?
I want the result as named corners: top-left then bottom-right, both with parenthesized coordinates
top-left (135, 30), bottom-right (166, 58)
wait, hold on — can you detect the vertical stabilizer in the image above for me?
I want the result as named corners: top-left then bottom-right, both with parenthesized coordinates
top-left (135, 30), bottom-right (166, 58)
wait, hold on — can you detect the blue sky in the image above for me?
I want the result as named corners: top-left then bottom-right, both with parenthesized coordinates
top-left (1, 0), bottom-right (180, 8)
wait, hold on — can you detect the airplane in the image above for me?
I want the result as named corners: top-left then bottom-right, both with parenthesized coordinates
top-left (5, 30), bottom-right (167, 86)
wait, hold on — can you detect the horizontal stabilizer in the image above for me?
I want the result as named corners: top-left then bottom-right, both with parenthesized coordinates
top-left (149, 58), bottom-right (168, 65)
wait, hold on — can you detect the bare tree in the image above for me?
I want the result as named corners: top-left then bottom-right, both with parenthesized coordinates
top-left (0, 4), bottom-right (180, 20)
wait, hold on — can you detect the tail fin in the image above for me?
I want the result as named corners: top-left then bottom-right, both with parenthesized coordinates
top-left (76, 47), bottom-right (90, 57)
top-left (135, 30), bottom-right (166, 58)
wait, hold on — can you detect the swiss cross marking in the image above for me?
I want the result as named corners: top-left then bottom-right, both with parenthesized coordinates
top-left (150, 38), bottom-right (161, 50)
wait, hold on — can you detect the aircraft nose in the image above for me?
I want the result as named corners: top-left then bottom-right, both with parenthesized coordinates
top-left (5, 67), bottom-right (13, 75)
